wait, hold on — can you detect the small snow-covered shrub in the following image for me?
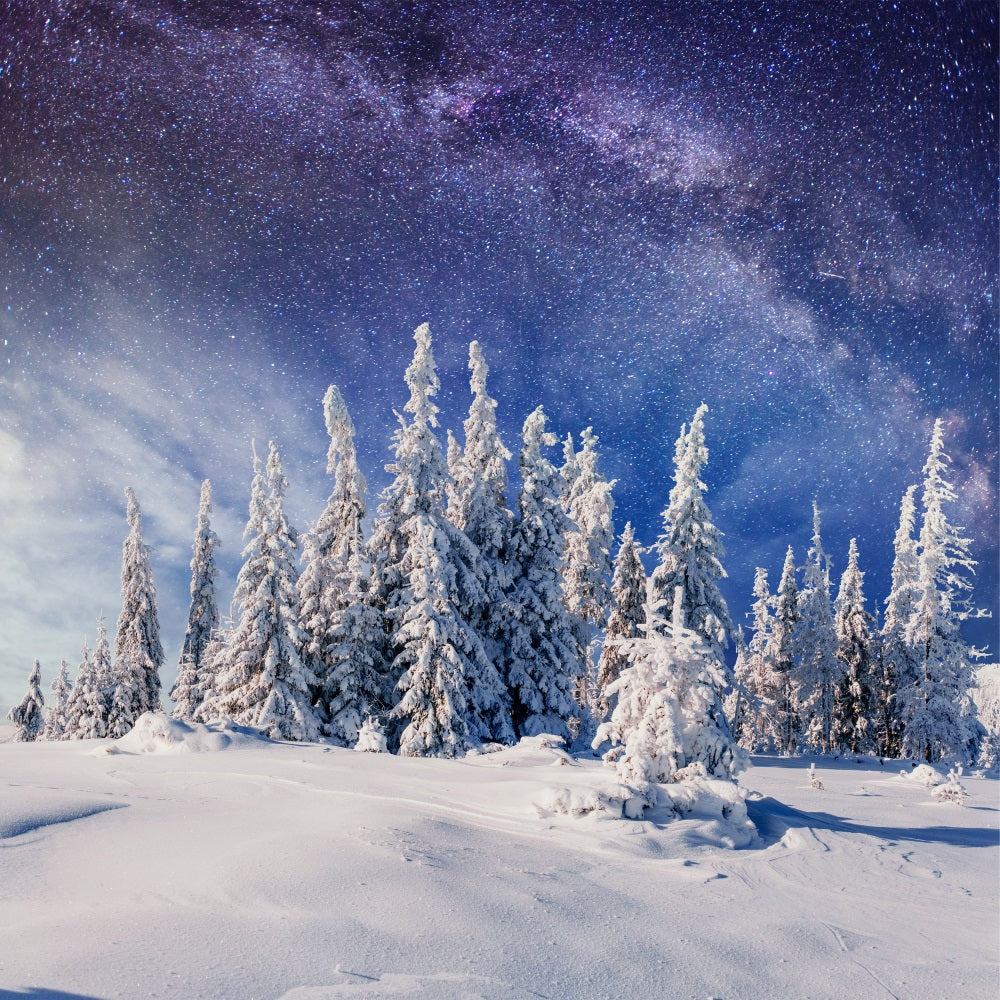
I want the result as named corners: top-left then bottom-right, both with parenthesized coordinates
top-left (354, 717), bottom-right (387, 753)
top-left (901, 763), bottom-right (945, 787)
top-left (808, 763), bottom-right (824, 790)
top-left (930, 766), bottom-right (968, 806)
top-left (535, 785), bottom-right (630, 819)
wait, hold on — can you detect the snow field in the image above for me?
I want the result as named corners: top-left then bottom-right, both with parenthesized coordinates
top-left (1, 726), bottom-right (997, 999)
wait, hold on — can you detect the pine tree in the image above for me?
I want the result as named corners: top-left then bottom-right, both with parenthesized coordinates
top-left (205, 444), bottom-right (320, 741)
top-left (373, 324), bottom-right (511, 752)
top-left (107, 488), bottom-right (163, 737)
top-left (594, 597), bottom-right (685, 811)
top-left (648, 404), bottom-right (734, 664)
top-left (505, 406), bottom-right (584, 741)
top-left (562, 427), bottom-right (616, 725)
top-left (832, 539), bottom-right (876, 754)
top-left (768, 546), bottom-right (801, 754)
top-left (171, 480), bottom-right (220, 720)
top-left (793, 504), bottom-right (843, 755)
top-left (63, 638), bottom-right (108, 740)
top-left (902, 420), bottom-right (986, 763)
top-left (41, 660), bottom-right (73, 741)
top-left (446, 340), bottom-right (516, 741)
top-left (877, 487), bottom-right (920, 758)
top-left (7, 659), bottom-right (45, 742)
top-left (596, 590), bottom-right (743, 810)
top-left (731, 567), bottom-right (774, 751)
top-left (595, 522), bottom-right (646, 723)
top-left (300, 384), bottom-right (384, 744)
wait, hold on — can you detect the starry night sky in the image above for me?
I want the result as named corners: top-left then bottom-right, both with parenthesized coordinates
top-left (0, 1), bottom-right (996, 708)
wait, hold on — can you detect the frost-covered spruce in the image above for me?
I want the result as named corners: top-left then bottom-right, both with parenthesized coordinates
top-left (171, 480), bottom-right (220, 721)
top-left (877, 486), bottom-right (920, 758)
top-left (902, 420), bottom-right (986, 763)
top-left (832, 539), bottom-right (876, 754)
top-left (446, 341), bottom-right (516, 720)
top-left (373, 324), bottom-right (511, 751)
top-left (206, 443), bottom-right (320, 741)
top-left (391, 519), bottom-right (479, 757)
top-left (7, 659), bottom-right (45, 742)
top-left (63, 638), bottom-right (108, 740)
top-left (648, 403), bottom-right (734, 666)
top-left (793, 503), bottom-right (843, 755)
top-left (299, 384), bottom-right (384, 744)
top-left (768, 546), bottom-right (801, 754)
top-left (562, 427), bottom-right (616, 726)
top-left (41, 659), bottom-right (73, 740)
top-left (505, 406), bottom-right (586, 741)
top-left (107, 488), bottom-right (163, 737)
top-left (596, 591), bottom-right (743, 810)
top-left (730, 567), bottom-right (774, 752)
top-left (595, 522), bottom-right (646, 723)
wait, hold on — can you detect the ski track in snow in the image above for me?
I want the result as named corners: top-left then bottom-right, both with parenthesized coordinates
top-left (0, 735), bottom-right (996, 1000)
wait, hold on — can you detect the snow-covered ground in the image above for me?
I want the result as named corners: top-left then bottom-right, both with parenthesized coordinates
top-left (1, 719), bottom-right (997, 999)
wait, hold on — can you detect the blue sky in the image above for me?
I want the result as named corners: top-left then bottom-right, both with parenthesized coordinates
top-left (0, 1), bottom-right (995, 708)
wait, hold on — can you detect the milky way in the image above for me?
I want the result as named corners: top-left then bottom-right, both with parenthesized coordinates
top-left (0, 1), bottom-right (996, 702)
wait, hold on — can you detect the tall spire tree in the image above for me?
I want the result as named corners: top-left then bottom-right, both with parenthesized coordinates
top-left (647, 404), bottom-right (734, 665)
top-left (107, 488), bottom-right (163, 737)
top-left (7, 660), bottom-right (45, 742)
top-left (447, 341), bottom-right (516, 690)
top-left (562, 427), bottom-right (616, 726)
top-left (902, 420), bottom-right (986, 763)
top-left (595, 523), bottom-right (646, 722)
top-left (205, 443), bottom-right (320, 741)
top-left (505, 406), bottom-right (581, 740)
top-left (730, 567), bottom-right (774, 751)
top-left (768, 546), bottom-right (801, 753)
top-left (832, 539), bottom-right (876, 754)
top-left (793, 503), bottom-right (842, 754)
top-left (171, 479), bottom-right (220, 721)
top-left (373, 324), bottom-right (512, 752)
top-left (877, 486), bottom-right (920, 758)
top-left (299, 384), bottom-right (383, 744)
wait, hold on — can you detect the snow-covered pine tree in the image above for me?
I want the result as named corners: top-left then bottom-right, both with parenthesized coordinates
top-left (41, 659), bottom-right (73, 740)
top-left (594, 596), bottom-right (685, 810)
top-left (391, 518), bottom-right (479, 757)
top-left (171, 479), bottom-right (220, 720)
top-left (205, 443), bottom-right (320, 741)
top-left (562, 427), bottom-right (616, 728)
top-left (595, 522), bottom-right (646, 722)
top-left (62, 638), bottom-right (104, 740)
top-left (373, 324), bottom-right (511, 752)
top-left (768, 546), bottom-right (801, 754)
top-left (877, 486), bottom-right (920, 759)
top-left (647, 403), bottom-right (734, 664)
top-left (596, 589), bottom-right (743, 810)
top-left (793, 503), bottom-right (843, 755)
top-left (832, 539), bottom-right (876, 754)
top-left (445, 339), bottom-right (516, 742)
top-left (299, 384), bottom-right (384, 744)
top-left (902, 420), bottom-right (986, 763)
top-left (7, 659), bottom-right (45, 741)
top-left (505, 406), bottom-right (587, 741)
top-left (730, 567), bottom-right (774, 751)
top-left (107, 488), bottom-right (163, 737)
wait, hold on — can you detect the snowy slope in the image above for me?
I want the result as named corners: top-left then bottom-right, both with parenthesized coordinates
top-left (0, 721), bottom-right (996, 999)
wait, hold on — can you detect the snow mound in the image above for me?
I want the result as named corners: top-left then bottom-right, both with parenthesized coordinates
top-left (0, 787), bottom-right (125, 839)
top-left (537, 772), bottom-right (756, 849)
top-left (115, 712), bottom-right (264, 754)
top-left (900, 763), bottom-right (945, 787)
